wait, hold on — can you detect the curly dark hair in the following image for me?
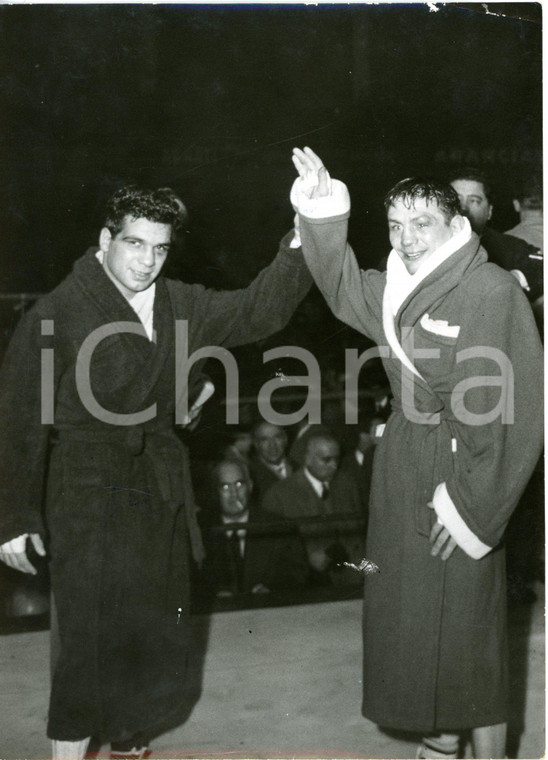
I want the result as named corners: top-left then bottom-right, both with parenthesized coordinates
top-left (103, 185), bottom-right (188, 236)
top-left (384, 177), bottom-right (461, 224)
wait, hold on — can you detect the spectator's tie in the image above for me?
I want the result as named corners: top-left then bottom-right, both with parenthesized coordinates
top-left (227, 529), bottom-right (245, 591)
top-left (272, 461), bottom-right (288, 479)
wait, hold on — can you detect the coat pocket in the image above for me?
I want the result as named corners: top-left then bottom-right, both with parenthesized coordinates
top-left (418, 313), bottom-right (460, 346)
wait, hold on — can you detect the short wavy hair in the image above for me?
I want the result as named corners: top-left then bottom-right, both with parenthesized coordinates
top-left (384, 177), bottom-right (461, 224)
top-left (103, 185), bottom-right (188, 236)
top-left (447, 166), bottom-right (492, 203)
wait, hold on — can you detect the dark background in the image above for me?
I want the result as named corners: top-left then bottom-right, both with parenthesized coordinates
top-left (0, 3), bottom-right (542, 294)
top-left (0, 3), bottom-right (543, 629)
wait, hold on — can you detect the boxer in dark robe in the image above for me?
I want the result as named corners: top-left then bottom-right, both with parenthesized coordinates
top-left (0, 185), bottom-right (311, 758)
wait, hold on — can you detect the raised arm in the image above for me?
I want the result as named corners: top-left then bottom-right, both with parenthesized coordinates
top-left (290, 147), bottom-right (385, 343)
top-left (182, 229), bottom-right (312, 350)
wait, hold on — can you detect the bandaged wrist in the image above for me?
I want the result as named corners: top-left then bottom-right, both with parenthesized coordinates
top-left (290, 177), bottom-right (351, 219)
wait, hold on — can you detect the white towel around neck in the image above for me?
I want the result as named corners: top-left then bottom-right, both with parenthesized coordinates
top-left (382, 217), bottom-right (472, 381)
top-left (385, 217), bottom-right (472, 317)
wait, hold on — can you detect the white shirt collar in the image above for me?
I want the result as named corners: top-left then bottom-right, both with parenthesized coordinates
top-left (222, 511), bottom-right (249, 527)
top-left (262, 459), bottom-right (288, 476)
top-left (304, 468), bottom-right (327, 498)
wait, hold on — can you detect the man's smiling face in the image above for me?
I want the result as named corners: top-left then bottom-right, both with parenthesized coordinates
top-left (387, 197), bottom-right (458, 275)
top-left (99, 216), bottom-right (172, 299)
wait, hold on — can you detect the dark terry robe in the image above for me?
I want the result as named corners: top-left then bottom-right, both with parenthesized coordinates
top-left (298, 211), bottom-right (543, 732)
top-left (0, 232), bottom-right (311, 742)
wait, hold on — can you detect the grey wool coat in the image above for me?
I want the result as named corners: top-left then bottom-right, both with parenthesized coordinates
top-left (0, 232), bottom-right (311, 743)
top-left (298, 211), bottom-right (543, 732)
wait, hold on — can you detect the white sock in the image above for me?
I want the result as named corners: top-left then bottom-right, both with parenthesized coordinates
top-left (52, 737), bottom-right (91, 760)
top-left (418, 734), bottom-right (460, 759)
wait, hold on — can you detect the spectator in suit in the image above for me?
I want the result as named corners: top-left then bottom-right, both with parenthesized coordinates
top-left (200, 459), bottom-right (309, 597)
top-left (449, 167), bottom-right (542, 305)
top-left (263, 431), bottom-right (364, 581)
top-left (287, 422), bottom-right (334, 469)
top-left (249, 421), bottom-right (292, 501)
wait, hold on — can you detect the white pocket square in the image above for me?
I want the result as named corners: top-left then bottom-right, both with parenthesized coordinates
top-left (420, 313), bottom-right (460, 338)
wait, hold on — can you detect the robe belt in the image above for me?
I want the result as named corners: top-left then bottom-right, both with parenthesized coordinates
top-left (50, 424), bottom-right (205, 566)
top-left (388, 402), bottom-right (456, 538)
top-left (390, 398), bottom-right (455, 423)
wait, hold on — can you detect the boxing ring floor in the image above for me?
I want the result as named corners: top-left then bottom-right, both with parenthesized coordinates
top-left (0, 591), bottom-right (544, 759)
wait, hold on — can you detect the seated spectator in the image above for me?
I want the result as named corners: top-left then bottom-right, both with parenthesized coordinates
top-left (288, 422), bottom-right (334, 469)
top-left (249, 421), bottom-right (292, 501)
top-left (200, 459), bottom-right (309, 598)
top-left (263, 431), bottom-right (364, 583)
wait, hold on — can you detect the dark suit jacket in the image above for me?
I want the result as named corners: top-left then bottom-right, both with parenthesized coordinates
top-left (481, 227), bottom-right (543, 301)
top-left (262, 468), bottom-right (361, 519)
top-left (261, 469), bottom-right (366, 568)
top-left (249, 457), bottom-right (292, 502)
top-left (200, 501), bottom-right (309, 595)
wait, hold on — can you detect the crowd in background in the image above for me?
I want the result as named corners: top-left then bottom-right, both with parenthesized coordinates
top-left (0, 169), bottom-right (543, 626)
top-left (190, 390), bottom-right (389, 610)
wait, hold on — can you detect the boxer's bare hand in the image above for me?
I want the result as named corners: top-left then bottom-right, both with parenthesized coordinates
top-left (292, 147), bottom-right (330, 199)
top-left (0, 533), bottom-right (46, 574)
top-left (427, 502), bottom-right (457, 561)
